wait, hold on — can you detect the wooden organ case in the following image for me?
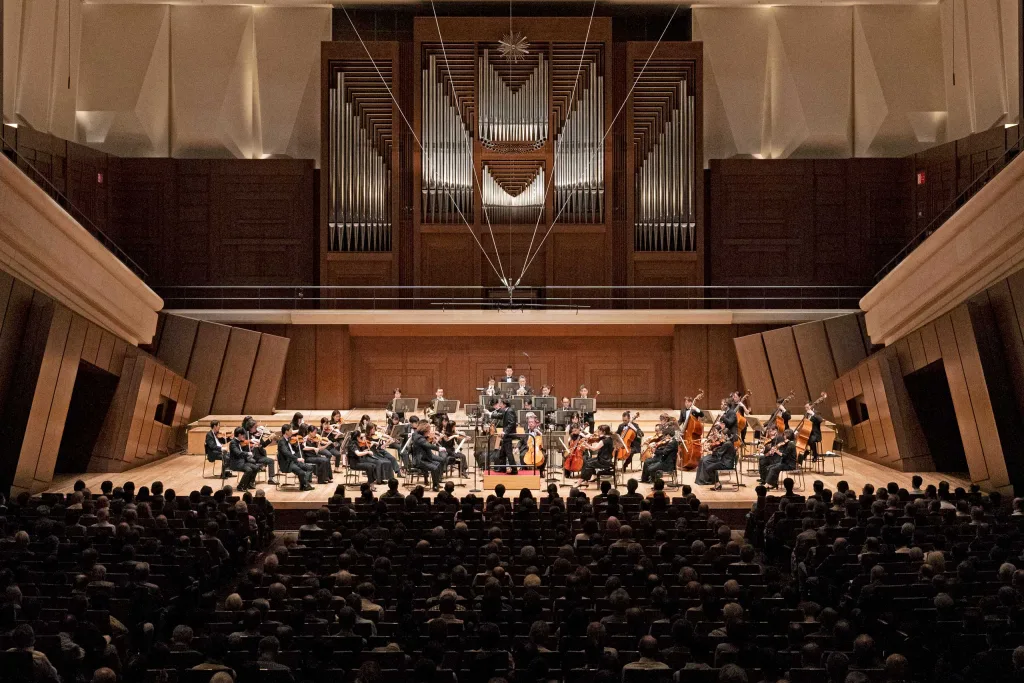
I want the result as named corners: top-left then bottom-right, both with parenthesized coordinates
top-left (320, 19), bottom-right (703, 300)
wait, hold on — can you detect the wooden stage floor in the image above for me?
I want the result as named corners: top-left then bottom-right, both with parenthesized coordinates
top-left (46, 452), bottom-right (971, 511)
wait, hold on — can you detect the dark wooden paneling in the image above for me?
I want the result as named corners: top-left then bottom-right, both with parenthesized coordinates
top-left (34, 314), bottom-right (88, 485)
top-left (0, 279), bottom-right (36, 419)
top-left (210, 327), bottom-right (262, 415)
top-left (733, 333), bottom-right (776, 415)
top-left (792, 320), bottom-right (837, 414)
top-left (707, 325), bottom-right (740, 406)
top-left (933, 312), bottom-right (988, 482)
top-left (825, 313), bottom-right (868, 375)
top-left (673, 325), bottom-right (708, 407)
top-left (156, 314), bottom-right (200, 377)
top-left (185, 321), bottom-right (231, 418)
top-left (761, 327), bottom-right (810, 406)
top-left (315, 326), bottom-right (351, 409)
top-left (284, 326), bottom-right (317, 409)
top-left (243, 333), bottom-right (291, 415)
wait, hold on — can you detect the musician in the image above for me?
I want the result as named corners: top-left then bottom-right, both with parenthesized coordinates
top-left (730, 391), bottom-right (749, 443)
top-left (517, 412), bottom-right (544, 475)
top-left (757, 426), bottom-right (784, 484)
top-left (615, 412), bottom-right (644, 469)
top-left (540, 384), bottom-right (552, 398)
top-left (204, 421), bottom-right (230, 477)
top-left (503, 365), bottom-right (515, 383)
top-left (488, 396), bottom-right (519, 474)
top-left (299, 424), bottom-right (333, 484)
top-left (484, 378), bottom-right (497, 397)
top-left (679, 397), bottom-right (704, 429)
top-left (228, 427), bottom-right (259, 491)
top-left (438, 417), bottom-right (468, 477)
top-left (641, 424), bottom-right (678, 483)
top-left (801, 403), bottom-right (824, 463)
top-left (242, 417), bottom-right (278, 485)
top-left (410, 422), bottom-right (444, 491)
top-left (516, 375), bottom-right (533, 396)
top-left (318, 417), bottom-right (343, 466)
top-left (580, 424), bottom-right (614, 483)
top-left (563, 424), bottom-right (584, 477)
top-left (578, 385), bottom-right (596, 432)
top-left (364, 422), bottom-right (401, 479)
top-left (568, 411), bottom-right (589, 435)
top-left (694, 403), bottom-right (738, 491)
top-left (277, 424), bottom-right (314, 491)
top-left (765, 429), bottom-right (797, 488)
top-left (386, 388), bottom-right (405, 422)
top-left (290, 412), bottom-right (305, 431)
top-left (346, 429), bottom-right (385, 485)
top-left (426, 388), bottom-right (446, 424)
top-left (773, 398), bottom-right (792, 432)
top-left (554, 397), bottom-right (574, 428)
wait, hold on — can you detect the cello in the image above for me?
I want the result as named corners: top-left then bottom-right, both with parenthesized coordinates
top-left (616, 412), bottom-right (640, 461)
top-left (794, 392), bottom-right (828, 454)
top-left (679, 390), bottom-right (705, 470)
top-left (522, 431), bottom-right (545, 468)
top-left (562, 429), bottom-right (584, 474)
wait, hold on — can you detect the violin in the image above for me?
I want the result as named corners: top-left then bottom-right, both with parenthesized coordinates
top-left (356, 433), bottom-right (372, 449)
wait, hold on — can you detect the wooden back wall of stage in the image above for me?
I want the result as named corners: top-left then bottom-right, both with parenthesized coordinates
top-left (235, 322), bottom-right (780, 411)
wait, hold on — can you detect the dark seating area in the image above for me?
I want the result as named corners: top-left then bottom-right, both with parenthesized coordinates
top-left (1, 477), bottom-right (1022, 683)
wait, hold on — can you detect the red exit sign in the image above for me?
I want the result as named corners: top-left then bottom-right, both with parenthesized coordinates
top-left (916, 170), bottom-right (926, 185)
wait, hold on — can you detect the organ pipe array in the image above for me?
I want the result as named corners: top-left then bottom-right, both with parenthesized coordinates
top-left (482, 164), bottom-right (546, 224)
top-left (329, 71), bottom-right (392, 252)
top-left (422, 54), bottom-right (474, 223)
top-left (554, 61), bottom-right (604, 224)
top-left (478, 50), bottom-right (549, 150)
top-left (635, 79), bottom-right (696, 251)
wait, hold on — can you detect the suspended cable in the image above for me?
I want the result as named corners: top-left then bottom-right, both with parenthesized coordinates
top-left (338, 3), bottom-right (507, 285)
top-left (517, 4), bottom-right (680, 283)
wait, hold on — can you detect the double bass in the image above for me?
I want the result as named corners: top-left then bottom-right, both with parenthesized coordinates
top-left (794, 392), bottom-right (828, 454)
top-left (679, 390), bottom-right (705, 470)
top-left (768, 392), bottom-right (794, 435)
top-left (616, 412), bottom-right (640, 461)
top-left (733, 391), bottom-right (751, 449)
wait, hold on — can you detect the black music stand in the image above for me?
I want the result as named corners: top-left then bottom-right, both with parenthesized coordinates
top-left (534, 396), bottom-right (556, 412)
top-left (498, 382), bottom-right (518, 395)
top-left (464, 404), bottom-right (486, 493)
top-left (434, 400), bottom-right (460, 416)
top-left (572, 398), bottom-right (597, 413)
top-left (392, 398), bottom-right (418, 416)
top-left (554, 409), bottom-right (576, 428)
top-left (545, 428), bottom-right (566, 486)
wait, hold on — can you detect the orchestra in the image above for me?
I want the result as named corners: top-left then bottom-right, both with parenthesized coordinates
top-left (206, 367), bottom-right (828, 498)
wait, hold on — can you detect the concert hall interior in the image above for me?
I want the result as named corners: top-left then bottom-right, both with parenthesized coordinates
top-left (2, 0), bottom-right (1024, 681)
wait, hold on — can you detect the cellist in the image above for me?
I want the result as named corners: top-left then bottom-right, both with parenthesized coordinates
top-left (518, 412), bottom-right (544, 475)
top-left (679, 395), bottom-right (704, 471)
top-left (615, 411), bottom-right (644, 469)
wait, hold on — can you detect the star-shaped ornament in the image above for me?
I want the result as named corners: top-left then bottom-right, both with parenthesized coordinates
top-left (498, 31), bottom-right (530, 63)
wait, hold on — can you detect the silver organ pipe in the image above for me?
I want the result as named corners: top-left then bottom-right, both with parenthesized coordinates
top-left (329, 70), bottom-right (391, 252)
top-left (635, 78), bottom-right (696, 251)
top-left (482, 164), bottom-right (545, 224)
top-left (422, 54), bottom-right (474, 223)
top-left (478, 49), bottom-right (548, 149)
top-left (554, 61), bottom-right (604, 224)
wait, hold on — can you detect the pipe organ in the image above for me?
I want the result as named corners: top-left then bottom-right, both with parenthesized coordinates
top-left (327, 61), bottom-right (394, 252)
top-left (321, 20), bottom-right (702, 290)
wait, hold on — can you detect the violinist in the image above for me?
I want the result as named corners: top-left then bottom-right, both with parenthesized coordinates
top-left (277, 424), bottom-right (314, 491)
top-left (438, 416), bottom-right (468, 477)
top-left (300, 424), bottom-right (333, 484)
top-left (204, 420), bottom-right (230, 477)
top-left (578, 385), bottom-right (596, 432)
top-left (641, 424), bottom-right (678, 483)
top-left (228, 427), bottom-right (259, 491)
top-left (695, 397), bottom-right (739, 490)
top-left (318, 416), bottom-right (343, 467)
top-left (757, 425), bottom-right (784, 485)
top-left (364, 422), bottom-right (401, 479)
top-left (518, 412), bottom-right (544, 475)
top-left (328, 410), bottom-right (346, 468)
top-left (764, 429), bottom-right (797, 488)
top-left (410, 422), bottom-right (444, 491)
top-left (580, 424), bottom-right (615, 483)
top-left (346, 429), bottom-right (385, 485)
top-left (615, 411), bottom-right (644, 469)
top-left (242, 416), bottom-right (278, 485)
top-left (386, 388), bottom-right (405, 422)
top-left (487, 396), bottom-right (519, 473)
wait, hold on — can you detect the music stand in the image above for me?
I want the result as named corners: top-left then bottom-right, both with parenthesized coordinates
top-left (534, 396), bottom-right (556, 412)
top-left (465, 404), bottom-right (483, 419)
top-left (572, 398), bottom-right (597, 413)
top-left (392, 398), bottom-right (418, 415)
top-left (555, 410), bottom-right (576, 427)
top-left (610, 433), bottom-right (627, 487)
top-left (498, 382), bottom-right (518, 394)
top-left (517, 409), bottom-right (544, 425)
top-left (434, 400), bottom-right (460, 415)
top-left (545, 429), bottom-right (566, 485)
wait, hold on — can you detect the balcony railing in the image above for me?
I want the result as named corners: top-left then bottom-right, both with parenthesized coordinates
top-left (876, 131), bottom-right (1024, 282)
top-left (157, 284), bottom-right (868, 311)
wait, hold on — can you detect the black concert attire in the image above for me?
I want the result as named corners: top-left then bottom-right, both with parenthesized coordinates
top-left (228, 438), bottom-right (259, 490)
top-left (386, 399), bottom-right (405, 423)
top-left (772, 408), bottom-right (792, 433)
top-left (515, 383), bottom-right (533, 397)
top-left (580, 435), bottom-right (614, 482)
top-left (440, 433), bottom-right (468, 477)
top-left (641, 434), bottom-right (678, 483)
top-left (765, 438), bottom-right (797, 487)
top-left (245, 430), bottom-right (277, 483)
top-left (277, 438), bottom-right (313, 490)
top-left (679, 405), bottom-right (704, 427)
top-left (204, 430), bottom-right (228, 472)
top-left (326, 423), bottom-right (346, 469)
top-left (517, 427), bottom-right (544, 475)
top-left (804, 412), bottom-right (824, 462)
top-left (491, 406), bottom-right (519, 473)
top-left (695, 410), bottom-right (738, 486)
top-left (345, 434), bottom-right (384, 483)
top-left (367, 438), bottom-right (399, 481)
top-left (758, 433), bottom-right (785, 484)
top-left (579, 404), bottom-right (596, 433)
top-left (615, 419), bottom-right (645, 469)
top-left (301, 435), bottom-right (333, 484)
top-left (410, 431), bottom-right (444, 487)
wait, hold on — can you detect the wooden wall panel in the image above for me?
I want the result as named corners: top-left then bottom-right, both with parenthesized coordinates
top-left (792, 320), bottom-right (837, 416)
top-left (284, 326), bottom-right (317, 409)
top-left (907, 330), bottom-right (927, 371)
top-left (80, 323), bottom-right (102, 367)
top-left (243, 334), bottom-right (291, 415)
top-left (33, 315), bottom-right (88, 485)
top-left (934, 313), bottom-right (989, 481)
top-left (185, 321), bottom-right (231, 418)
top-left (733, 333), bottom-right (776, 415)
top-left (0, 280), bottom-right (36, 418)
top-left (210, 327), bottom-right (261, 415)
top-left (673, 325), bottom-right (709, 407)
top-left (156, 314), bottom-right (200, 376)
top-left (315, 326), bottom-right (351, 409)
top-left (761, 327), bottom-right (810, 406)
top-left (825, 313), bottom-right (868, 375)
